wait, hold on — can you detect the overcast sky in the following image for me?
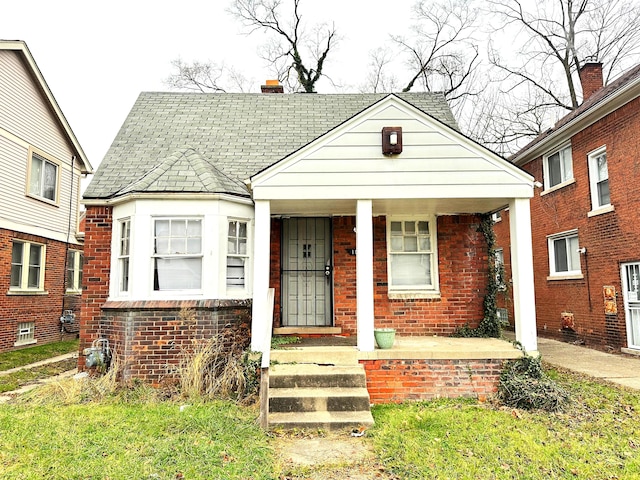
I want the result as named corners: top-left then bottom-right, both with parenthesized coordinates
top-left (3, 1), bottom-right (414, 173)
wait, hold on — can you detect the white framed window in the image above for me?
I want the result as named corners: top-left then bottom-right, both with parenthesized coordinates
top-left (66, 250), bottom-right (84, 293)
top-left (10, 241), bottom-right (46, 291)
top-left (588, 146), bottom-right (610, 210)
top-left (227, 220), bottom-right (248, 288)
top-left (27, 150), bottom-right (59, 203)
top-left (387, 217), bottom-right (438, 292)
top-left (119, 219), bottom-right (131, 292)
top-left (548, 230), bottom-right (581, 277)
top-left (543, 144), bottom-right (573, 190)
top-left (15, 321), bottom-right (36, 346)
top-left (152, 218), bottom-right (202, 291)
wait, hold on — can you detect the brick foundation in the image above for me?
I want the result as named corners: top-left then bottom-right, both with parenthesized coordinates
top-left (361, 358), bottom-right (504, 403)
top-left (86, 299), bottom-right (251, 385)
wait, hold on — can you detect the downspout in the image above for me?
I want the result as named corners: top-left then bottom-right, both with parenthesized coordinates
top-left (61, 155), bottom-right (76, 333)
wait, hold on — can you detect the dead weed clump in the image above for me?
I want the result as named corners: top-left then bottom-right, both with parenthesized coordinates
top-left (17, 353), bottom-right (123, 405)
top-left (177, 329), bottom-right (260, 404)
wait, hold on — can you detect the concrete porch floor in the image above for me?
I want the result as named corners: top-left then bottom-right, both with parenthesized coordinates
top-left (271, 335), bottom-right (525, 365)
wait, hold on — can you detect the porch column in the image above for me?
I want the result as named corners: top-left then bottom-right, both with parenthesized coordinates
top-left (509, 197), bottom-right (538, 352)
top-left (356, 199), bottom-right (375, 351)
top-left (251, 200), bottom-right (271, 354)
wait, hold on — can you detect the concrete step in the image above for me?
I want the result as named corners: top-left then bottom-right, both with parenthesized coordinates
top-left (266, 363), bottom-right (374, 431)
top-left (269, 364), bottom-right (366, 388)
top-left (268, 410), bottom-right (374, 431)
top-left (270, 347), bottom-right (358, 366)
top-left (269, 387), bottom-right (371, 413)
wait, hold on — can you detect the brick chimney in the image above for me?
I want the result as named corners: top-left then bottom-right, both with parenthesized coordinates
top-left (261, 79), bottom-right (284, 94)
top-left (579, 62), bottom-right (603, 101)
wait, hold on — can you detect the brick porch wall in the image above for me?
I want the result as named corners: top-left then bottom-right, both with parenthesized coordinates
top-left (361, 358), bottom-right (504, 403)
top-left (0, 227), bottom-right (79, 352)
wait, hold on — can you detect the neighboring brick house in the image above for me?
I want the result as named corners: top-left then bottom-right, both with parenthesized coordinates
top-left (81, 87), bottom-right (537, 394)
top-left (494, 62), bottom-right (640, 354)
top-left (0, 40), bottom-right (92, 352)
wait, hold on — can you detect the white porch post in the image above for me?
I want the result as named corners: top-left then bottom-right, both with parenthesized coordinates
top-left (251, 200), bottom-right (271, 354)
top-left (356, 199), bottom-right (375, 351)
top-left (509, 197), bottom-right (538, 352)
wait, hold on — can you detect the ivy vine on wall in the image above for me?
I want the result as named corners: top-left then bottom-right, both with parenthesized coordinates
top-left (454, 214), bottom-right (505, 338)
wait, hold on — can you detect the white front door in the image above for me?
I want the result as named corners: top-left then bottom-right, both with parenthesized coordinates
top-left (621, 262), bottom-right (640, 350)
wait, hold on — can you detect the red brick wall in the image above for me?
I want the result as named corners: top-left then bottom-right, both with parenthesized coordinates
top-left (496, 95), bottom-right (640, 350)
top-left (79, 206), bottom-right (113, 359)
top-left (0, 228), bottom-right (79, 352)
top-left (270, 215), bottom-right (488, 336)
top-left (373, 215), bottom-right (487, 335)
top-left (361, 358), bottom-right (503, 403)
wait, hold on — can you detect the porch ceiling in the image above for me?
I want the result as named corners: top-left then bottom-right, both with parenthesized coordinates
top-left (268, 197), bottom-right (512, 216)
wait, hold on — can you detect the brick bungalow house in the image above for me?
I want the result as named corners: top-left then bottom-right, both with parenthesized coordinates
top-left (494, 62), bottom-right (640, 354)
top-left (0, 40), bottom-right (92, 352)
top-left (81, 87), bottom-right (537, 404)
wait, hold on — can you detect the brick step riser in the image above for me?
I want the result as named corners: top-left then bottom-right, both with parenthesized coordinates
top-left (269, 395), bottom-right (371, 413)
top-left (269, 374), bottom-right (366, 389)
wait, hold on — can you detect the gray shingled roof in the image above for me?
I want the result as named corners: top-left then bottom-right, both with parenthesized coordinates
top-left (84, 92), bottom-right (458, 199)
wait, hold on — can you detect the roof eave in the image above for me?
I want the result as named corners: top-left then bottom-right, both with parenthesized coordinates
top-left (0, 40), bottom-right (93, 174)
top-left (512, 74), bottom-right (640, 167)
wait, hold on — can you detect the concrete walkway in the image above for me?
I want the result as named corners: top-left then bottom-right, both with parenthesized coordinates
top-left (535, 336), bottom-right (640, 390)
top-left (0, 352), bottom-right (77, 377)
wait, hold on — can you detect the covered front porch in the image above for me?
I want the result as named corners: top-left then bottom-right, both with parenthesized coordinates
top-left (248, 94), bottom-right (538, 360)
top-left (250, 197), bottom-right (539, 356)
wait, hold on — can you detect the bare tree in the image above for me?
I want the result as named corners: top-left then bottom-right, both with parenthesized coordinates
top-left (164, 58), bottom-right (253, 93)
top-left (229, 0), bottom-right (337, 92)
top-left (487, 0), bottom-right (640, 111)
top-left (394, 0), bottom-right (483, 105)
top-left (359, 47), bottom-right (400, 93)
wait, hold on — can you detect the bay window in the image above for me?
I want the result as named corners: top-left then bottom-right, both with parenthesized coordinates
top-left (119, 219), bottom-right (131, 293)
top-left (227, 220), bottom-right (248, 287)
top-left (153, 218), bottom-right (202, 290)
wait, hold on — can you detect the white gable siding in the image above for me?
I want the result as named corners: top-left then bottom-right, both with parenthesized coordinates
top-left (0, 50), bottom-right (82, 243)
top-left (252, 102), bottom-right (532, 202)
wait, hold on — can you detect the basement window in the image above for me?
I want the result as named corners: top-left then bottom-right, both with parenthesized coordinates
top-left (15, 321), bottom-right (36, 346)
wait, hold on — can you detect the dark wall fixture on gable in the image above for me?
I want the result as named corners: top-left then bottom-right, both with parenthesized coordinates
top-left (382, 127), bottom-right (402, 155)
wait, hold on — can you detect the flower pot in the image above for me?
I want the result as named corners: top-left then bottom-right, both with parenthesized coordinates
top-left (374, 328), bottom-right (396, 349)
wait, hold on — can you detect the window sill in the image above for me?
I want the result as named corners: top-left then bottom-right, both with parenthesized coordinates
top-left (14, 339), bottom-right (37, 347)
top-left (7, 289), bottom-right (48, 296)
top-left (541, 179), bottom-right (575, 196)
top-left (388, 290), bottom-right (441, 300)
top-left (26, 193), bottom-right (59, 207)
top-left (587, 204), bottom-right (614, 217)
top-left (65, 289), bottom-right (83, 295)
top-left (547, 274), bottom-right (584, 281)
